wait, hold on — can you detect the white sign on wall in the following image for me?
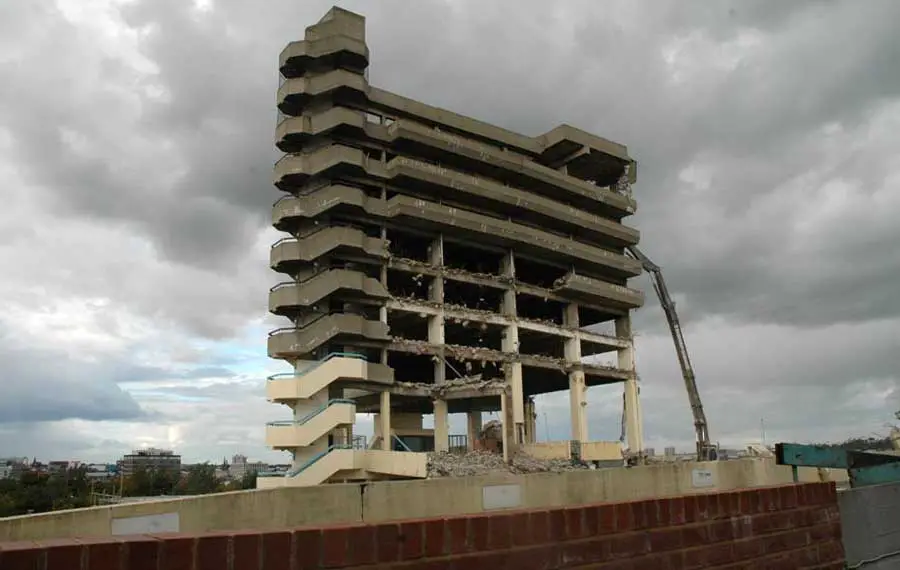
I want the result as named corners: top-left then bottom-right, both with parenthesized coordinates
top-left (691, 469), bottom-right (716, 488)
top-left (482, 484), bottom-right (522, 511)
top-left (111, 512), bottom-right (180, 536)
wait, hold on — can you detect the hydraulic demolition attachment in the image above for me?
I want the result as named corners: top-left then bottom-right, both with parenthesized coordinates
top-left (626, 245), bottom-right (717, 462)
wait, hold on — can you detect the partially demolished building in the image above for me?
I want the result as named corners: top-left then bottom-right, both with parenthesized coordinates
top-left (259, 7), bottom-right (645, 487)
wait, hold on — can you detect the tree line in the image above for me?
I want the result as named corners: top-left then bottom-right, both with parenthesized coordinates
top-left (0, 463), bottom-right (258, 518)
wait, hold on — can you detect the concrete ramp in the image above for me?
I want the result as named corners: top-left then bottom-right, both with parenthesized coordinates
top-left (258, 448), bottom-right (428, 488)
top-left (266, 400), bottom-right (356, 450)
top-left (286, 447), bottom-right (356, 487)
top-left (262, 352), bottom-right (422, 487)
top-left (269, 269), bottom-right (389, 314)
top-left (278, 33), bottom-right (368, 77)
top-left (267, 314), bottom-right (389, 360)
top-left (277, 69), bottom-right (367, 113)
top-left (267, 354), bottom-right (393, 402)
top-left (269, 228), bottom-right (388, 272)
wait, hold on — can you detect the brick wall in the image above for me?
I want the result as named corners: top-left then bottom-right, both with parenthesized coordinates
top-left (0, 482), bottom-right (845, 569)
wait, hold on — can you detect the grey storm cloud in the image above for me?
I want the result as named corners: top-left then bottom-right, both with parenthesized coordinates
top-left (0, 0), bottom-right (898, 457)
top-left (3, 0), bottom-right (900, 334)
top-left (0, 337), bottom-right (146, 424)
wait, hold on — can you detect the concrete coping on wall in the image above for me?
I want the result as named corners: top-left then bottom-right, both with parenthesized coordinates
top-left (0, 482), bottom-right (846, 569)
top-left (0, 457), bottom-right (842, 543)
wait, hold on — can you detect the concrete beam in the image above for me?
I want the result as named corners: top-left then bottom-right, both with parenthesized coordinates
top-left (267, 314), bottom-right (389, 360)
top-left (386, 299), bottom-right (629, 350)
top-left (384, 339), bottom-right (631, 380)
top-left (385, 257), bottom-right (636, 315)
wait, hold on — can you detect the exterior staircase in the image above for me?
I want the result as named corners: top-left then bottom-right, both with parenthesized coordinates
top-left (260, 353), bottom-right (426, 488)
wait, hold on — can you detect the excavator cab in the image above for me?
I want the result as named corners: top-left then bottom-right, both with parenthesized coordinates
top-left (698, 443), bottom-right (718, 462)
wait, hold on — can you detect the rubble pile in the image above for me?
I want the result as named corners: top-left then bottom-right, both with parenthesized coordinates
top-left (426, 451), bottom-right (590, 478)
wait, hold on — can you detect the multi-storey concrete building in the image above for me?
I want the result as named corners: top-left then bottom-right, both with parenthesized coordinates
top-left (260, 7), bottom-right (644, 487)
top-left (119, 448), bottom-right (181, 478)
top-left (229, 454), bottom-right (269, 481)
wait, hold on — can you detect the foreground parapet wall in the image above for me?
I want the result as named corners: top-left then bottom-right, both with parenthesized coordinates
top-left (0, 458), bottom-right (843, 542)
top-left (0, 482), bottom-right (845, 569)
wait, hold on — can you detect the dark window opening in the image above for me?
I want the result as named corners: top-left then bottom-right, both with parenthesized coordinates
top-left (515, 256), bottom-right (567, 288)
top-left (387, 311), bottom-right (430, 342)
top-left (518, 330), bottom-right (566, 360)
top-left (394, 435), bottom-right (434, 452)
top-left (388, 231), bottom-right (431, 262)
top-left (579, 306), bottom-right (618, 329)
top-left (386, 352), bottom-right (435, 383)
top-left (442, 240), bottom-right (504, 275)
top-left (515, 294), bottom-right (565, 325)
top-left (444, 320), bottom-right (504, 352)
top-left (443, 280), bottom-right (503, 312)
top-left (386, 269), bottom-right (431, 301)
top-left (443, 356), bottom-right (503, 381)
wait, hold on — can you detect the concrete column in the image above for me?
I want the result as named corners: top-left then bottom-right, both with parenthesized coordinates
top-left (379, 225), bottom-right (389, 365)
top-left (500, 251), bottom-right (524, 447)
top-left (563, 303), bottom-right (588, 443)
top-left (425, 235), bottom-right (446, 446)
top-left (466, 411), bottom-right (482, 450)
top-left (500, 395), bottom-right (510, 462)
top-left (379, 391), bottom-right (391, 451)
top-left (429, 235), bottom-right (446, 384)
top-left (524, 398), bottom-right (537, 444)
top-left (433, 399), bottom-right (449, 452)
top-left (616, 315), bottom-right (643, 454)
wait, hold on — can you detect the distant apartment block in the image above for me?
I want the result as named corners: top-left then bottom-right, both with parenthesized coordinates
top-left (119, 448), bottom-right (181, 477)
top-left (261, 7), bottom-right (644, 487)
top-left (0, 457), bottom-right (28, 480)
top-left (229, 454), bottom-right (268, 480)
top-left (47, 461), bottom-right (80, 475)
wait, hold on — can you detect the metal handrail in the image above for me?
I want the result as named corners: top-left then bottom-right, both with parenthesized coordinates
top-left (286, 444), bottom-right (353, 477)
top-left (271, 236), bottom-right (298, 248)
top-left (269, 269), bottom-right (329, 292)
top-left (266, 312), bottom-right (341, 338)
top-left (272, 138), bottom-right (332, 169)
top-left (267, 399), bottom-right (355, 427)
top-left (257, 470), bottom-right (287, 478)
top-left (269, 264), bottom-right (364, 292)
top-left (269, 281), bottom-right (297, 293)
top-left (271, 184), bottom-right (328, 208)
top-left (270, 223), bottom-right (366, 250)
top-left (268, 262), bottom-right (364, 292)
top-left (392, 434), bottom-right (412, 452)
top-left (274, 152), bottom-right (294, 169)
top-left (267, 352), bottom-right (367, 381)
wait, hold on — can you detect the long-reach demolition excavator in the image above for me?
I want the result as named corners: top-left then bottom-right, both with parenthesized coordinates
top-left (626, 245), bottom-right (718, 462)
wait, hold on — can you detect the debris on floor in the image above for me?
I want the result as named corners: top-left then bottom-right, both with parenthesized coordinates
top-left (426, 450), bottom-right (590, 478)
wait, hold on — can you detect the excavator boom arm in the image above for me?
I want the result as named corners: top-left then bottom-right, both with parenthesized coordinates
top-left (626, 245), bottom-right (713, 460)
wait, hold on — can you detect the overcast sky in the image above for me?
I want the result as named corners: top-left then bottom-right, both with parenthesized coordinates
top-left (0, 0), bottom-right (897, 464)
